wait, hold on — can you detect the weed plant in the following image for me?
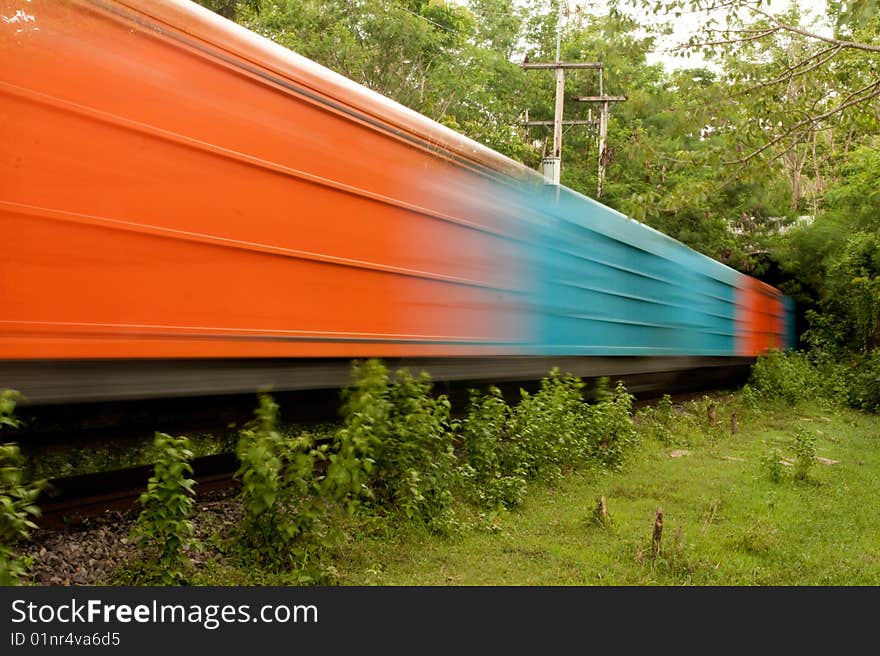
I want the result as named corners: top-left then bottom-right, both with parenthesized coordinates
top-left (750, 350), bottom-right (825, 405)
top-left (762, 448), bottom-right (785, 483)
top-left (372, 367), bottom-right (458, 527)
top-left (792, 430), bottom-right (816, 481)
top-left (845, 350), bottom-right (880, 412)
top-left (0, 444), bottom-right (43, 585)
top-left (460, 372), bottom-right (637, 509)
top-left (459, 386), bottom-right (526, 509)
top-left (236, 394), bottom-right (332, 578)
top-left (328, 361), bottom-right (458, 527)
top-left (211, 356), bottom-right (880, 586)
top-left (128, 432), bottom-right (197, 585)
top-left (0, 391), bottom-right (43, 586)
top-left (637, 394), bottom-right (677, 444)
top-left (0, 390), bottom-right (21, 431)
top-left (584, 380), bottom-right (638, 469)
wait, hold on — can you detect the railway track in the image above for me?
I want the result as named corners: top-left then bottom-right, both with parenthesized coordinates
top-left (37, 453), bottom-right (239, 530)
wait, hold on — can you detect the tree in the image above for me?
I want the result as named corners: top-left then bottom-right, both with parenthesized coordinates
top-left (773, 139), bottom-right (880, 352)
top-left (610, 1), bottom-right (880, 168)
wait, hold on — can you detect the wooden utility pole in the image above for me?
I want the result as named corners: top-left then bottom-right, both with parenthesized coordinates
top-left (521, 1), bottom-right (602, 185)
top-left (520, 5), bottom-right (626, 192)
top-left (521, 60), bottom-right (604, 185)
top-left (550, 0), bottom-right (563, 185)
top-left (598, 98), bottom-right (608, 197)
top-left (571, 67), bottom-right (626, 198)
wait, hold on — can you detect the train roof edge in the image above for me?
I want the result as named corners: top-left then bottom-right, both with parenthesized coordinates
top-left (113, 0), bottom-right (540, 182)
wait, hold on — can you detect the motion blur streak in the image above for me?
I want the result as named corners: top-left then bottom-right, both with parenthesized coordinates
top-left (0, 0), bottom-right (791, 402)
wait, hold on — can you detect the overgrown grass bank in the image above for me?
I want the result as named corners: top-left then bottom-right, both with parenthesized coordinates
top-left (3, 353), bottom-right (880, 585)
top-left (188, 356), bottom-right (880, 585)
top-left (327, 393), bottom-right (880, 585)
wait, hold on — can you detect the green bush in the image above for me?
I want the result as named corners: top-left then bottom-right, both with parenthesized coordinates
top-left (637, 394), bottom-right (677, 444)
top-left (762, 448), bottom-right (785, 484)
top-left (236, 394), bottom-right (287, 562)
top-left (508, 369), bottom-right (590, 480)
top-left (227, 364), bottom-right (644, 576)
top-left (748, 349), bottom-right (880, 414)
top-left (329, 361), bottom-right (458, 528)
top-left (130, 432), bottom-right (197, 585)
top-left (792, 430), bottom-right (816, 482)
top-left (328, 365), bottom-right (641, 519)
top-left (749, 350), bottom-right (824, 404)
top-left (818, 233), bottom-right (880, 353)
top-left (0, 390), bottom-right (22, 431)
top-left (582, 380), bottom-right (638, 470)
top-left (459, 387), bottom-right (527, 509)
top-left (382, 369), bottom-right (458, 526)
top-left (0, 391), bottom-right (43, 586)
top-left (0, 444), bottom-right (43, 586)
top-left (325, 359), bottom-right (392, 506)
top-left (740, 383), bottom-right (762, 411)
top-left (236, 394), bottom-right (329, 573)
top-left (460, 373), bottom-right (639, 510)
top-left (844, 349), bottom-right (880, 412)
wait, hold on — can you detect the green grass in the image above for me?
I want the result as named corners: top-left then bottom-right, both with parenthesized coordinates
top-left (316, 394), bottom-right (880, 586)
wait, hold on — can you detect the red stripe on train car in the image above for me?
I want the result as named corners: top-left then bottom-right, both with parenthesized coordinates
top-left (736, 277), bottom-right (786, 356)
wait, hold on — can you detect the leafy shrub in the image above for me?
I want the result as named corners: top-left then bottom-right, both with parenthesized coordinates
top-left (0, 391), bottom-right (43, 586)
top-left (636, 393), bottom-right (677, 444)
top-left (748, 349), bottom-right (880, 414)
top-left (329, 361), bottom-right (458, 527)
top-left (325, 359), bottom-right (391, 506)
top-left (459, 387), bottom-right (527, 509)
top-left (582, 380), bottom-right (638, 470)
top-left (460, 374), bottom-right (638, 508)
top-left (749, 350), bottom-right (824, 404)
top-left (0, 390), bottom-right (21, 431)
top-left (508, 369), bottom-right (590, 479)
top-left (382, 369), bottom-right (458, 526)
top-left (762, 448), bottom-right (784, 484)
top-left (792, 430), bottom-right (816, 481)
top-left (843, 349), bottom-right (880, 412)
top-left (237, 395), bottom-right (286, 551)
top-left (236, 394), bottom-right (329, 573)
top-left (820, 233), bottom-right (880, 353)
top-left (740, 383), bottom-right (762, 411)
top-left (130, 432), bottom-right (197, 585)
top-left (0, 444), bottom-right (43, 586)
top-left (230, 363), bottom-right (643, 575)
top-left (275, 427), bottom-right (334, 582)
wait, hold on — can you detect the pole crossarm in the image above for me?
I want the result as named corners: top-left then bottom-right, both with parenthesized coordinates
top-left (518, 4), bottom-right (605, 185)
top-left (520, 62), bottom-right (605, 69)
top-left (522, 119), bottom-right (597, 126)
top-left (520, 50), bottom-right (625, 195)
top-left (571, 95), bottom-right (627, 102)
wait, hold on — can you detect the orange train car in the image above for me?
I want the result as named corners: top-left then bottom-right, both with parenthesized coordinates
top-left (0, 0), bottom-right (793, 404)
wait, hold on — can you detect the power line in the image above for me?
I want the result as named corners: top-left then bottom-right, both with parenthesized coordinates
top-left (382, 0), bottom-right (464, 36)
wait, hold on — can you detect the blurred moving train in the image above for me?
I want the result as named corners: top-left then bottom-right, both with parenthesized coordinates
top-left (1, 0), bottom-right (793, 405)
